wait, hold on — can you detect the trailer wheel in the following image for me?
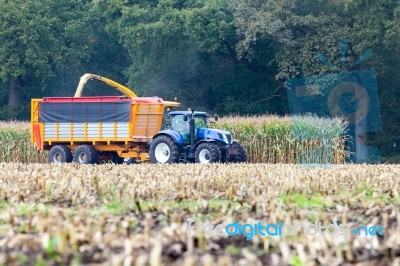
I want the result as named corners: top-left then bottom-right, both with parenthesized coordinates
top-left (111, 152), bottom-right (124, 164)
top-left (48, 145), bottom-right (73, 163)
top-left (227, 142), bottom-right (247, 163)
top-left (123, 158), bottom-right (138, 164)
top-left (195, 143), bottom-right (221, 164)
top-left (73, 145), bottom-right (98, 164)
top-left (149, 135), bottom-right (180, 163)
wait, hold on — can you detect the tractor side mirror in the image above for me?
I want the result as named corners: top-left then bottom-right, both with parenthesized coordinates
top-left (214, 114), bottom-right (219, 121)
top-left (183, 115), bottom-right (188, 122)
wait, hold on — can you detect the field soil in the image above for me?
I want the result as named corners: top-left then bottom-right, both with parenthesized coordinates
top-left (0, 163), bottom-right (399, 265)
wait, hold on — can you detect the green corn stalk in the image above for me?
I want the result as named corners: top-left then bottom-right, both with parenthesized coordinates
top-left (214, 115), bottom-right (349, 164)
top-left (0, 122), bottom-right (47, 163)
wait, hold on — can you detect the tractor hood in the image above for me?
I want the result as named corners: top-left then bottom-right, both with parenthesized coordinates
top-left (197, 128), bottom-right (233, 144)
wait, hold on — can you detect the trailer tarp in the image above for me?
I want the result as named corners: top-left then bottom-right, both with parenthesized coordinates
top-left (39, 102), bottom-right (131, 123)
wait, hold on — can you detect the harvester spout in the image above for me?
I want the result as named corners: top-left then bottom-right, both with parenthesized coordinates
top-left (74, 74), bottom-right (92, 97)
top-left (74, 73), bottom-right (138, 98)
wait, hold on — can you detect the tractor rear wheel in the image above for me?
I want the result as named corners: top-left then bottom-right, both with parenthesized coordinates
top-left (48, 145), bottom-right (72, 163)
top-left (149, 135), bottom-right (180, 164)
top-left (73, 145), bottom-right (98, 164)
top-left (227, 142), bottom-right (247, 163)
top-left (195, 143), bottom-right (221, 164)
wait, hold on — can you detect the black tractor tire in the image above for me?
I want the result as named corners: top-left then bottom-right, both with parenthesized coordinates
top-left (195, 142), bottom-right (221, 164)
top-left (220, 146), bottom-right (227, 163)
top-left (111, 152), bottom-right (124, 164)
top-left (227, 142), bottom-right (247, 163)
top-left (149, 135), bottom-right (180, 164)
top-left (73, 145), bottom-right (99, 164)
top-left (48, 145), bottom-right (73, 163)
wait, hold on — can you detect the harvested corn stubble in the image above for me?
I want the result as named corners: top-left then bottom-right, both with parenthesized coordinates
top-left (0, 163), bottom-right (398, 265)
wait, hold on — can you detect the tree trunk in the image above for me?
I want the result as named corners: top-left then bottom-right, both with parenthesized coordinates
top-left (8, 76), bottom-right (20, 107)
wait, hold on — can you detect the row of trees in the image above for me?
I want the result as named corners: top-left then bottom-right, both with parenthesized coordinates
top-left (1, 0), bottom-right (399, 159)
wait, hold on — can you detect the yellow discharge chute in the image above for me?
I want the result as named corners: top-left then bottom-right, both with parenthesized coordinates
top-left (74, 73), bottom-right (138, 98)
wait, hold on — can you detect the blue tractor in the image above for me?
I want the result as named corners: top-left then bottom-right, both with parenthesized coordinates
top-left (149, 110), bottom-right (247, 164)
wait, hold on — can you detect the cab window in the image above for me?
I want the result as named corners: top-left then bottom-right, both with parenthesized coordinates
top-left (194, 116), bottom-right (207, 129)
top-left (170, 115), bottom-right (190, 134)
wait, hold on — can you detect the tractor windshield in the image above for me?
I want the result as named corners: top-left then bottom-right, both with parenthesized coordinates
top-left (170, 115), bottom-right (190, 135)
top-left (194, 116), bottom-right (207, 129)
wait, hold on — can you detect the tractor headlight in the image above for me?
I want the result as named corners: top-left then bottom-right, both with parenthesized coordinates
top-left (222, 134), bottom-right (229, 144)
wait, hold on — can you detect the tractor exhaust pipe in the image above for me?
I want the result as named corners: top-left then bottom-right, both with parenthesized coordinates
top-left (189, 109), bottom-right (195, 159)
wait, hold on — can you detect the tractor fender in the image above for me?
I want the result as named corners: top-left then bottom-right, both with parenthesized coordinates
top-left (194, 139), bottom-right (219, 150)
top-left (153, 130), bottom-right (184, 145)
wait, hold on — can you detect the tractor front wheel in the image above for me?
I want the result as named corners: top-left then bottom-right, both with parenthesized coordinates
top-left (195, 143), bottom-right (221, 164)
top-left (227, 142), bottom-right (247, 163)
top-left (48, 145), bottom-right (73, 163)
top-left (149, 135), bottom-right (180, 164)
top-left (73, 145), bottom-right (98, 164)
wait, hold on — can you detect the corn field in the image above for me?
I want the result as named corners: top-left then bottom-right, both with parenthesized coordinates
top-left (0, 115), bottom-right (348, 164)
top-left (0, 122), bottom-right (47, 163)
top-left (214, 115), bottom-right (348, 164)
top-left (0, 163), bottom-right (399, 265)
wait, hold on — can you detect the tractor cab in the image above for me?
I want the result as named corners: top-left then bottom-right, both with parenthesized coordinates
top-left (167, 111), bottom-right (207, 142)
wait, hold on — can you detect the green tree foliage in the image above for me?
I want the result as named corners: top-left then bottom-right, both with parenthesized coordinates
top-left (0, 0), bottom-right (129, 116)
top-left (104, 0), bottom-right (285, 113)
top-left (230, 0), bottom-right (359, 78)
top-left (229, 0), bottom-right (400, 158)
top-left (345, 0), bottom-right (400, 158)
top-left (0, 1), bottom-right (89, 104)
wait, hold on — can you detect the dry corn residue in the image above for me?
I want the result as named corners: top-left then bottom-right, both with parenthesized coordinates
top-left (0, 163), bottom-right (399, 265)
